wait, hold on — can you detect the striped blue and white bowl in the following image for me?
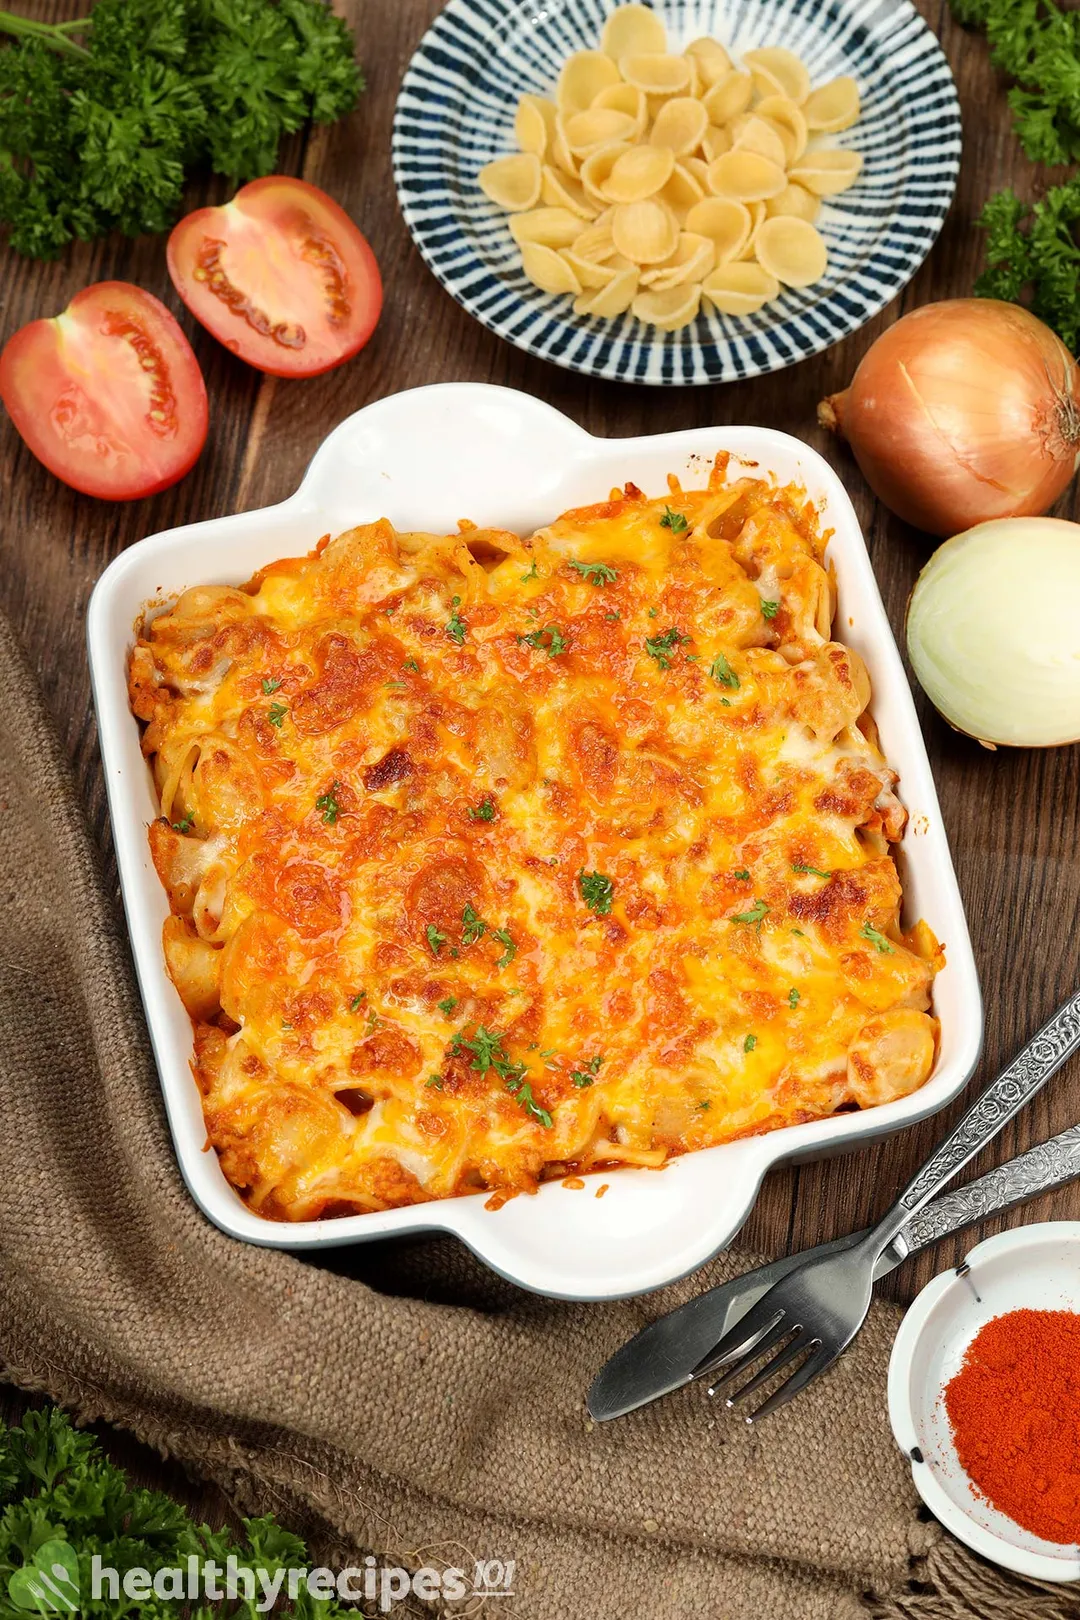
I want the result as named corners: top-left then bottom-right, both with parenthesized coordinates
top-left (392, 0), bottom-right (961, 386)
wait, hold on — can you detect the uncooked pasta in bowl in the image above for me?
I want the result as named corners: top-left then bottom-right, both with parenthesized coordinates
top-left (392, 0), bottom-right (962, 385)
top-left (478, 6), bottom-right (864, 332)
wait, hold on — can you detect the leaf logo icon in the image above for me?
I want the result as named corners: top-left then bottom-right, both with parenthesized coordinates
top-left (7, 1540), bottom-right (79, 1613)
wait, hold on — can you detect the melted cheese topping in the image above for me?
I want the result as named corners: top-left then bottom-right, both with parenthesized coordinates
top-left (130, 460), bottom-right (940, 1221)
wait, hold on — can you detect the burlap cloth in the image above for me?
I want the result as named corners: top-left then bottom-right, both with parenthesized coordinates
top-left (0, 607), bottom-right (1074, 1620)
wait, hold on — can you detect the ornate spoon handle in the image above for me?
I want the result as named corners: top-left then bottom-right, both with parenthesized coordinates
top-left (900, 1122), bottom-right (1080, 1254)
top-left (874, 991), bottom-right (1080, 1246)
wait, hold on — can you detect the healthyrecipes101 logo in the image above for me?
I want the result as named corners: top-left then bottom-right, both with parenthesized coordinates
top-left (7, 1548), bottom-right (516, 1612)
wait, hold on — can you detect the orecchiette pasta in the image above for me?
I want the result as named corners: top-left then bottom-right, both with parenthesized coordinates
top-left (479, 4), bottom-right (864, 330)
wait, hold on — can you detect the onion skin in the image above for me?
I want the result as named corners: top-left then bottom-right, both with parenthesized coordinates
top-left (819, 300), bottom-right (1080, 538)
top-left (905, 517), bottom-right (1080, 749)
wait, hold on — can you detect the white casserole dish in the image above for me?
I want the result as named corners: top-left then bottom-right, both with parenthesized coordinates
top-left (88, 383), bottom-right (983, 1300)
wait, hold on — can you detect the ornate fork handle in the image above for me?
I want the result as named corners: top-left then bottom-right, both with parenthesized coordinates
top-left (875, 991), bottom-right (1080, 1246)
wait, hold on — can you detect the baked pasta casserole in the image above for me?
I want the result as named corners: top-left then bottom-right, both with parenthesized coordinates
top-left (129, 458), bottom-right (941, 1221)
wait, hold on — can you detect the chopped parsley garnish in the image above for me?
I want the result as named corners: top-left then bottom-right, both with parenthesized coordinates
top-left (505, 1077), bottom-right (553, 1129)
top-left (792, 862), bottom-right (832, 879)
top-left (760, 599), bottom-right (780, 620)
top-left (261, 677), bottom-right (282, 694)
top-left (426, 1074), bottom-right (445, 1090)
top-left (365, 1008), bottom-right (379, 1032)
top-left (267, 702), bottom-right (287, 728)
top-left (569, 559), bottom-right (618, 586)
top-left (791, 928), bottom-right (805, 937)
top-left (437, 996), bottom-right (458, 1016)
top-left (709, 653), bottom-right (739, 689)
top-left (468, 798), bottom-right (496, 821)
top-left (605, 611), bottom-right (621, 622)
top-left (788, 988), bottom-right (800, 1009)
top-left (648, 606), bottom-right (659, 618)
top-left (860, 922), bottom-right (896, 954)
top-left (492, 927), bottom-right (517, 970)
top-left (698, 1100), bottom-right (711, 1111)
top-left (446, 597), bottom-right (467, 643)
top-left (744, 1034), bottom-right (758, 1053)
top-left (644, 627), bottom-right (686, 670)
top-left (452, 1025), bottom-right (506, 1072)
top-left (315, 781), bottom-right (341, 825)
top-left (731, 898), bottom-right (769, 927)
top-left (170, 815), bottom-right (194, 834)
top-left (579, 869), bottom-right (614, 916)
top-left (659, 505), bottom-right (689, 533)
top-left (402, 658), bottom-right (420, 672)
top-left (451, 1026), bottom-right (552, 1126)
top-left (520, 623), bottom-right (568, 657)
top-left (461, 903), bottom-right (487, 946)
top-left (570, 1054), bottom-right (603, 1088)
top-left (520, 560), bottom-right (539, 582)
top-left (385, 681), bottom-right (407, 691)
top-left (349, 993), bottom-right (366, 1012)
top-left (733, 868), bottom-right (750, 881)
top-left (426, 923), bottom-right (447, 956)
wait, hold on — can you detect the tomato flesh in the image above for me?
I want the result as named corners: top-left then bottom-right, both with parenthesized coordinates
top-left (0, 282), bottom-right (208, 501)
top-left (167, 177), bottom-right (383, 377)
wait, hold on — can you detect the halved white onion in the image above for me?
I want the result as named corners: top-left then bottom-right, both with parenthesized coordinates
top-left (906, 518), bottom-right (1080, 748)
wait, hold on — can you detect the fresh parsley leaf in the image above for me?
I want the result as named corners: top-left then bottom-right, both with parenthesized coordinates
top-left (731, 898), bottom-right (769, 927)
top-left (505, 1076), bottom-right (552, 1128)
top-left (402, 657), bottom-right (420, 672)
top-left (644, 626), bottom-right (686, 669)
top-left (568, 558), bottom-right (618, 586)
top-left (792, 862), bottom-right (832, 879)
top-left (760, 599), bottom-right (780, 620)
top-left (520, 560), bottom-right (539, 582)
top-left (492, 927), bottom-right (516, 970)
top-left (860, 921), bottom-right (896, 954)
top-left (975, 179), bottom-right (1080, 353)
top-left (698, 1099), bottom-right (711, 1111)
top-left (446, 596), bottom-right (467, 643)
top-left (659, 505), bottom-right (688, 533)
top-left (744, 1033), bottom-right (757, 1052)
top-left (261, 676), bottom-right (281, 694)
top-left (426, 1074), bottom-right (444, 1089)
top-left (520, 623), bottom-right (568, 656)
top-left (951, 0), bottom-right (1080, 167)
top-left (426, 923), bottom-right (447, 956)
top-left (733, 868), bottom-right (750, 881)
top-left (349, 992), bottom-right (366, 1012)
top-left (437, 995), bottom-right (457, 1016)
top-left (788, 987), bottom-right (800, 1009)
top-left (315, 780), bottom-right (341, 825)
top-left (267, 701), bottom-right (287, 727)
top-left (170, 815), bottom-right (194, 833)
top-left (709, 653), bottom-right (739, 688)
top-left (461, 903), bottom-right (487, 946)
top-left (468, 797), bottom-right (496, 821)
top-left (578, 869), bottom-right (614, 915)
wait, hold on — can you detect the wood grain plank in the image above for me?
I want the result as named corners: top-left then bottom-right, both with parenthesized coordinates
top-left (2, 0), bottom-right (1079, 1341)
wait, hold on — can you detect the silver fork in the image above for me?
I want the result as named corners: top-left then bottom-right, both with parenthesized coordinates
top-left (688, 988), bottom-right (1080, 1422)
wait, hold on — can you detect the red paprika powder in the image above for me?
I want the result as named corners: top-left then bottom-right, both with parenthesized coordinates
top-left (944, 1308), bottom-right (1080, 1544)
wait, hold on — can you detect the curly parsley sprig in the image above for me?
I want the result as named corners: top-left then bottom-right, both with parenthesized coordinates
top-left (0, 0), bottom-right (363, 259)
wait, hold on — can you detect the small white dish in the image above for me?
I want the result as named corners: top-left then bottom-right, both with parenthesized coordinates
top-left (87, 382), bottom-right (981, 1300)
top-left (888, 1222), bottom-right (1080, 1583)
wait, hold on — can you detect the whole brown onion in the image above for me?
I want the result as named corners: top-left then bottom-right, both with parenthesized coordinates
top-left (818, 299), bottom-right (1080, 537)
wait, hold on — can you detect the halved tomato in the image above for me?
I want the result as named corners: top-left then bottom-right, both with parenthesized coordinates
top-left (0, 282), bottom-right (208, 501)
top-left (166, 178), bottom-right (383, 377)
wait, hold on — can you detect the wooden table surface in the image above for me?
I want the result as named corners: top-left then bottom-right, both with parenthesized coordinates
top-left (3, 0), bottom-right (1079, 1505)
